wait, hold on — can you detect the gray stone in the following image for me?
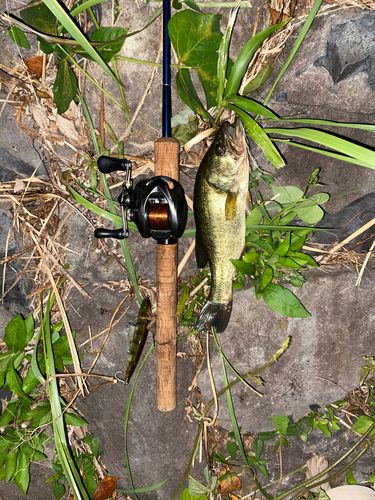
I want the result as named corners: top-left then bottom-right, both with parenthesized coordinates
top-left (198, 264), bottom-right (375, 433)
top-left (312, 192), bottom-right (375, 251)
top-left (316, 12), bottom-right (375, 87)
top-left (259, 9), bottom-right (375, 214)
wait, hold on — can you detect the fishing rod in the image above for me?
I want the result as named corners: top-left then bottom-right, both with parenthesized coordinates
top-left (95, 1), bottom-right (186, 411)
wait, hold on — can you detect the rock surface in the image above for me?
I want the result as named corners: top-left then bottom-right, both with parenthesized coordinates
top-left (0, 3), bottom-right (375, 499)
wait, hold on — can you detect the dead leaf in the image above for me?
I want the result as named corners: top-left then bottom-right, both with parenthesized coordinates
top-left (55, 113), bottom-right (89, 148)
top-left (93, 476), bottom-right (118, 500)
top-left (14, 180), bottom-right (25, 193)
top-left (25, 55), bottom-right (43, 79)
top-left (305, 454), bottom-right (330, 493)
top-left (268, 6), bottom-right (289, 25)
top-left (217, 471), bottom-right (241, 494)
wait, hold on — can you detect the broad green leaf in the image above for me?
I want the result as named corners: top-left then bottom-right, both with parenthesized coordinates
top-left (188, 475), bottom-right (210, 496)
top-left (351, 415), bottom-right (375, 435)
top-left (243, 249), bottom-right (259, 264)
top-left (169, 10), bottom-right (223, 107)
top-left (20, 2), bottom-right (58, 34)
top-left (225, 19), bottom-right (289, 98)
top-left (4, 315), bottom-right (27, 352)
top-left (25, 315), bottom-right (35, 344)
top-left (271, 185), bottom-right (303, 204)
top-left (229, 95), bottom-right (279, 119)
top-left (294, 200), bottom-right (325, 224)
top-left (13, 448), bottom-right (30, 494)
top-left (0, 353), bottom-right (13, 385)
top-left (6, 364), bottom-right (31, 401)
top-left (289, 252), bottom-right (318, 267)
top-left (176, 69), bottom-right (213, 122)
top-left (309, 192), bottom-right (330, 204)
top-left (231, 259), bottom-right (255, 276)
top-left (345, 469), bottom-right (357, 485)
top-left (53, 60), bottom-right (78, 114)
top-left (27, 403), bottom-right (52, 428)
top-left (7, 26), bottom-right (31, 49)
top-left (266, 127), bottom-right (375, 168)
top-left (0, 400), bottom-right (20, 426)
top-left (246, 204), bottom-right (263, 225)
top-left (318, 490), bottom-right (330, 500)
top-left (22, 366), bottom-right (42, 394)
top-left (261, 283), bottom-right (310, 317)
top-left (64, 412), bottom-right (88, 427)
top-left (5, 448), bottom-right (18, 481)
top-left (243, 65), bottom-right (272, 94)
top-left (88, 27), bottom-right (127, 62)
top-left (180, 488), bottom-right (207, 500)
top-left (274, 233), bottom-right (291, 256)
top-left (231, 106), bottom-right (285, 168)
top-left (260, 265), bottom-right (273, 290)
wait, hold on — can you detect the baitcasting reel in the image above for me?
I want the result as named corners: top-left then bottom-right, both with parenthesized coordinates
top-left (94, 156), bottom-right (188, 245)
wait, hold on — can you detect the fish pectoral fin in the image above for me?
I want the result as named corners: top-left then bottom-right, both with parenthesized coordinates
top-left (246, 191), bottom-right (252, 216)
top-left (225, 192), bottom-right (238, 220)
top-left (195, 231), bottom-right (209, 268)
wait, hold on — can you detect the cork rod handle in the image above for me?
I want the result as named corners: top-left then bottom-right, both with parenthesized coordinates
top-left (155, 137), bottom-right (180, 411)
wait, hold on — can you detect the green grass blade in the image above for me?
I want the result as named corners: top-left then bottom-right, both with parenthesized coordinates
top-left (42, 0), bottom-right (118, 83)
top-left (124, 343), bottom-right (155, 499)
top-left (231, 105), bottom-right (285, 168)
top-left (70, 0), bottom-right (107, 17)
top-left (272, 117), bottom-right (375, 132)
top-left (263, 0), bottom-right (323, 106)
top-left (229, 95), bottom-right (279, 119)
top-left (266, 127), bottom-right (375, 168)
top-left (225, 18), bottom-right (289, 98)
top-left (212, 329), bottom-right (262, 396)
top-left (216, 3), bottom-right (240, 113)
top-left (272, 139), bottom-right (375, 169)
top-left (216, 330), bottom-right (249, 465)
top-left (118, 480), bottom-right (167, 495)
top-left (67, 185), bottom-right (121, 224)
top-left (31, 327), bottom-right (45, 385)
top-left (176, 69), bottom-right (214, 123)
top-left (43, 294), bottom-right (89, 500)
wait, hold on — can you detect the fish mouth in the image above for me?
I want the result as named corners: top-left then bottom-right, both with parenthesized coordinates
top-left (224, 119), bottom-right (246, 157)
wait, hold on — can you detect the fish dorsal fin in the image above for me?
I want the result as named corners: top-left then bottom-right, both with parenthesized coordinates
top-left (195, 231), bottom-right (209, 268)
top-left (225, 192), bottom-right (238, 220)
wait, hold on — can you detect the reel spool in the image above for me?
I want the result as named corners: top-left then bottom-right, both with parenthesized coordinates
top-left (94, 155), bottom-right (188, 244)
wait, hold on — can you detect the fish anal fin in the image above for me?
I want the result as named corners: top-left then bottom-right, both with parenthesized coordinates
top-left (195, 231), bottom-right (209, 268)
top-left (225, 192), bottom-right (238, 220)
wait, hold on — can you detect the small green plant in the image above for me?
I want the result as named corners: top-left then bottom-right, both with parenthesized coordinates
top-left (168, 2), bottom-right (375, 169)
top-left (0, 304), bottom-right (99, 497)
top-left (4, 0), bottom-right (128, 114)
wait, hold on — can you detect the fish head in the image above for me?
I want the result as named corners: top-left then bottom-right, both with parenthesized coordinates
top-left (205, 119), bottom-right (249, 189)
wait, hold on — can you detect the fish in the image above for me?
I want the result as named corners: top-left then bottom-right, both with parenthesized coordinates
top-left (193, 119), bottom-right (250, 333)
top-left (124, 296), bottom-right (153, 384)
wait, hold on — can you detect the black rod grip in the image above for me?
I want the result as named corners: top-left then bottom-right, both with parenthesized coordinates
top-left (97, 156), bottom-right (132, 174)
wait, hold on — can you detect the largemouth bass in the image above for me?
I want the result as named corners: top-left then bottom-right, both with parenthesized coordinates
top-left (194, 119), bottom-right (250, 332)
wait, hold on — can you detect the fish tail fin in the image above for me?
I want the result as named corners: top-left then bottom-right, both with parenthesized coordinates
top-left (196, 301), bottom-right (232, 333)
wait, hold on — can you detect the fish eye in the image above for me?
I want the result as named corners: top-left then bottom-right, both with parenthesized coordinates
top-left (215, 143), bottom-right (226, 156)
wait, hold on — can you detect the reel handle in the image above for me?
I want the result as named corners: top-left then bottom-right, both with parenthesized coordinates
top-left (97, 155), bottom-right (132, 174)
top-left (94, 228), bottom-right (128, 239)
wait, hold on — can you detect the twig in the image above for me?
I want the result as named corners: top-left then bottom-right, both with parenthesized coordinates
top-left (355, 237), bottom-right (375, 287)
